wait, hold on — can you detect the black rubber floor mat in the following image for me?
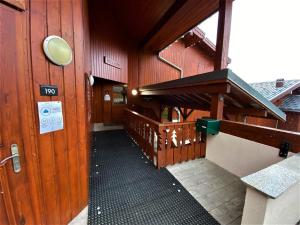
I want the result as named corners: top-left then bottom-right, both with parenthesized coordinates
top-left (88, 130), bottom-right (220, 225)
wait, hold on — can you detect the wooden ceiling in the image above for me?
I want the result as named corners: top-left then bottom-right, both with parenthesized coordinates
top-left (109, 0), bottom-right (176, 42)
top-left (138, 69), bottom-right (287, 121)
top-left (107, 0), bottom-right (220, 51)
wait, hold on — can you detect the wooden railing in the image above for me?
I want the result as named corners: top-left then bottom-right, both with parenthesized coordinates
top-left (124, 109), bottom-right (206, 168)
top-left (220, 120), bottom-right (300, 153)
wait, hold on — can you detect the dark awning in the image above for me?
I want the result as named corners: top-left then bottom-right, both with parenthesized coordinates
top-left (139, 69), bottom-right (286, 121)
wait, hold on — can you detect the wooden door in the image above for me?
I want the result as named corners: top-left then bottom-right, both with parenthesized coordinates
top-left (0, 3), bottom-right (36, 225)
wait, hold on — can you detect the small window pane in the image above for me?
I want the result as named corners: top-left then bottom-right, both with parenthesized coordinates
top-left (113, 85), bottom-right (127, 104)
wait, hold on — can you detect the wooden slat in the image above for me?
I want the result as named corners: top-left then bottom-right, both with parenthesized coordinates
top-left (187, 124), bottom-right (194, 160)
top-left (221, 120), bottom-right (300, 152)
top-left (30, 0), bottom-right (60, 223)
top-left (12, 4), bottom-right (45, 224)
top-left (63, 0), bottom-right (87, 219)
top-left (166, 125), bottom-right (174, 165)
top-left (181, 124), bottom-right (189, 162)
top-left (73, 0), bottom-right (89, 211)
top-left (47, 0), bottom-right (72, 223)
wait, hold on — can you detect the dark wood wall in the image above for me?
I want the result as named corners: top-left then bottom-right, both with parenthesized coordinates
top-left (160, 40), bottom-right (214, 78)
top-left (0, 0), bottom-right (90, 224)
top-left (278, 112), bottom-right (300, 132)
top-left (246, 113), bottom-right (300, 133)
top-left (246, 116), bottom-right (278, 128)
top-left (137, 40), bottom-right (214, 87)
top-left (89, 1), bottom-right (128, 83)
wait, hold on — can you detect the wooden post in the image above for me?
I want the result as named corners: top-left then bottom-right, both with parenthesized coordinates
top-left (167, 106), bottom-right (173, 122)
top-left (211, 94), bottom-right (224, 119)
top-left (183, 108), bottom-right (188, 121)
top-left (214, 0), bottom-right (233, 70)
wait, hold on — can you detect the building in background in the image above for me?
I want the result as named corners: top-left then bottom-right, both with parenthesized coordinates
top-left (248, 79), bottom-right (300, 132)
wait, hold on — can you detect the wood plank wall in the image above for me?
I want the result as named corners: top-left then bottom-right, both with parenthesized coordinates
top-left (0, 0), bottom-right (90, 224)
top-left (89, 1), bottom-right (128, 83)
top-left (278, 112), bottom-right (300, 132)
top-left (247, 113), bottom-right (300, 133)
top-left (30, 0), bottom-right (90, 223)
top-left (138, 40), bottom-right (214, 86)
top-left (161, 40), bottom-right (214, 78)
top-left (246, 116), bottom-right (277, 128)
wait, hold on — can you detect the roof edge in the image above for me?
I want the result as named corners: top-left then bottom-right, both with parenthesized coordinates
top-left (227, 69), bottom-right (286, 121)
top-left (270, 81), bottom-right (300, 102)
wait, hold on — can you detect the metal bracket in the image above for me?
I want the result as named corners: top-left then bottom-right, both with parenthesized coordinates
top-left (0, 144), bottom-right (21, 173)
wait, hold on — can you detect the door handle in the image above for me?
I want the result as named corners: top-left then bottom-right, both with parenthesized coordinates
top-left (0, 144), bottom-right (21, 173)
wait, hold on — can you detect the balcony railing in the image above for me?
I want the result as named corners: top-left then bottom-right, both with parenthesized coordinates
top-left (124, 109), bottom-right (206, 168)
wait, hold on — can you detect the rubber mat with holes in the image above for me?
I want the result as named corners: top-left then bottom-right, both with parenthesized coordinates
top-left (88, 130), bottom-right (220, 225)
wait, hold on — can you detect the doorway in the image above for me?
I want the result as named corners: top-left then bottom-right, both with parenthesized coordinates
top-left (91, 78), bottom-right (127, 131)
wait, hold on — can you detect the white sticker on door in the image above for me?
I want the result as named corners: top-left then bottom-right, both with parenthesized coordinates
top-left (38, 101), bottom-right (64, 134)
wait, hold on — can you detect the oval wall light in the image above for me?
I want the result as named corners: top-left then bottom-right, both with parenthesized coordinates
top-left (131, 89), bottom-right (138, 96)
top-left (43, 35), bottom-right (73, 66)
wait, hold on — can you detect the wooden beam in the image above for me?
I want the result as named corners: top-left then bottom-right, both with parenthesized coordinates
top-left (142, 0), bottom-right (219, 51)
top-left (140, 83), bottom-right (231, 96)
top-left (186, 109), bottom-right (194, 119)
top-left (182, 93), bottom-right (207, 108)
top-left (214, 0), bottom-right (233, 70)
top-left (211, 94), bottom-right (224, 119)
top-left (177, 107), bottom-right (185, 120)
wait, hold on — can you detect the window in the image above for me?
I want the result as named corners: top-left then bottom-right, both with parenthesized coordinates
top-left (112, 85), bottom-right (127, 104)
top-left (161, 107), bottom-right (169, 121)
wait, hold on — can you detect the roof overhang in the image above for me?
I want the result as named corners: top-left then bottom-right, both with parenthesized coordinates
top-left (139, 69), bottom-right (286, 121)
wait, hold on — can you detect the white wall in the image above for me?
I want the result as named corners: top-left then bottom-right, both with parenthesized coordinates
top-left (242, 183), bottom-right (300, 225)
top-left (206, 132), bottom-right (293, 177)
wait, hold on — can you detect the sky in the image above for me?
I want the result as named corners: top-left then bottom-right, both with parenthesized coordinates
top-left (198, 0), bottom-right (300, 83)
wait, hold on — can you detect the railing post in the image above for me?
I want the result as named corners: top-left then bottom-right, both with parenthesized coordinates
top-left (157, 126), bottom-right (166, 168)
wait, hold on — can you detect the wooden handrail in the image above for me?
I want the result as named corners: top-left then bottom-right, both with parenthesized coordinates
top-left (162, 121), bottom-right (197, 126)
top-left (220, 120), bottom-right (300, 153)
top-left (125, 108), bottom-right (162, 126)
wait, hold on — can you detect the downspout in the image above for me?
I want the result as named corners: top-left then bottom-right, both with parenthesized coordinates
top-left (158, 47), bottom-right (183, 78)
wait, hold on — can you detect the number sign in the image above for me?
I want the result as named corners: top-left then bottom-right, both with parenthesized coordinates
top-left (40, 85), bottom-right (58, 96)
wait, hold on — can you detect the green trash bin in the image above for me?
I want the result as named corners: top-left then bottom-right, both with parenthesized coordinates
top-left (196, 118), bottom-right (220, 135)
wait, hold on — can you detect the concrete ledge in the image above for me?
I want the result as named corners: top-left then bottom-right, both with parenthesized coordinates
top-left (241, 154), bottom-right (300, 199)
top-left (241, 154), bottom-right (300, 225)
